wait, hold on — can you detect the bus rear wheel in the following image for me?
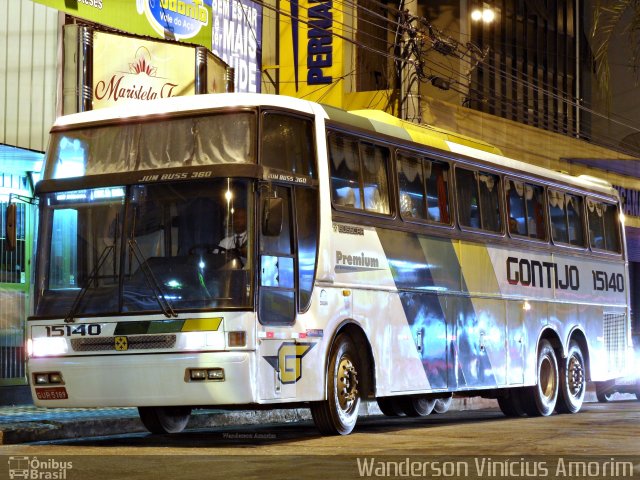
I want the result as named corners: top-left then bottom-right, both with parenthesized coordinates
top-left (311, 333), bottom-right (361, 435)
top-left (138, 406), bottom-right (192, 434)
top-left (433, 395), bottom-right (453, 414)
top-left (498, 389), bottom-right (527, 417)
top-left (377, 397), bottom-right (405, 416)
top-left (399, 396), bottom-right (435, 417)
top-left (557, 341), bottom-right (586, 414)
top-left (522, 339), bottom-right (558, 416)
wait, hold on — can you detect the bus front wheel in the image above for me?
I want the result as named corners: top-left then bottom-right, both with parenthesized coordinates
top-left (138, 406), bottom-right (192, 434)
top-left (556, 341), bottom-right (586, 414)
top-left (522, 339), bottom-right (559, 416)
top-left (311, 333), bottom-right (361, 435)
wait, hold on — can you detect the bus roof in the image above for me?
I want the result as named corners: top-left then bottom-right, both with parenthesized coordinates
top-left (51, 93), bottom-right (617, 197)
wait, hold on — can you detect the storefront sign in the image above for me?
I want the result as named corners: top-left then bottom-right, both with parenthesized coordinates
top-left (93, 32), bottom-right (196, 109)
top-left (211, 0), bottom-right (262, 92)
top-left (279, 0), bottom-right (344, 106)
top-left (33, 0), bottom-right (213, 47)
top-left (614, 185), bottom-right (640, 217)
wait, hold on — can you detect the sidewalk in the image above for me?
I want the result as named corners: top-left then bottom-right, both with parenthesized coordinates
top-left (0, 397), bottom-right (500, 445)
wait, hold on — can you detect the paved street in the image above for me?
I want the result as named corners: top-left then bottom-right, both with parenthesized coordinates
top-left (1, 400), bottom-right (639, 479)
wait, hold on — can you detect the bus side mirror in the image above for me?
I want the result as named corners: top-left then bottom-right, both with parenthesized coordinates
top-left (262, 197), bottom-right (283, 236)
top-left (5, 203), bottom-right (17, 252)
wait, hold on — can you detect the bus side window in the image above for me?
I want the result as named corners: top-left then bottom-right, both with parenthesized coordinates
top-left (398, 153), bottom-right (426, 219)
top-left (456, 168), bottom-right (480, 229)
top-left (329, 134), bottom-right (362, 209)
top-left (588, 199), bottom-right (621, 253)
top-left (478, 173), bottom-right (501, 232)
top-left (506, 180), bottom-right (546, 240)
top-left (549, 189), bottom-right (569, 244)
top-left (261, 113), bottom-right (316, 178)
top-left (526, 183), bottom-right (546, 240)
top-left (456, 168), bottom-right (501, 232)
top-left (566, 193), bottom-right (585, 247)
top-left (360, 143), bottom-right (390, 214)
top-left (506, 180), bottom-right (526, 235)
top-left (425, 161), bottom-right (450, 223)
top-left (587, 199), bottom-right (605, 250)
top-left (602, 203), bottom-right (622, 253)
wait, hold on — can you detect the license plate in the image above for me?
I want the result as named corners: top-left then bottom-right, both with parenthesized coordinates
top-left (35, 387), bottom-right (68, 400)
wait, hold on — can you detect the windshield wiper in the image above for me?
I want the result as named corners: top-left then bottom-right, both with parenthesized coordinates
top-left (128, 239), bottom-right (178, 318)
top-left (65, 245), bottom-right (114, 323)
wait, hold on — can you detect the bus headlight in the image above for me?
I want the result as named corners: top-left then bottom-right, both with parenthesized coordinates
top-left (31, 337), bottom-right (68, 357)
top-left (183, 332), bottom-right (225, 350)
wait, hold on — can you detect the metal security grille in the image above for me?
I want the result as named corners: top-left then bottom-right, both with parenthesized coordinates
top-left (1, 197), bottom-right (31, 384)
top-left (71, 335), bottom-right (177, 352)
top-left (603, 312), bottom-right (627, 372)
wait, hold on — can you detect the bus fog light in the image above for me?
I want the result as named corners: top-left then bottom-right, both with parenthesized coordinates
top-left (48, 373), bottom-right (63, 384)
top-left (228, 331), bottom-right (246, 347)
top-left (207, 368), bottom-right (225, 380)
top-left (32, 337), bottom-right (68, 357)
top-left (189, 369), bottom-right (207, 381)
top-left (34, 373), bottom-right (49, 385)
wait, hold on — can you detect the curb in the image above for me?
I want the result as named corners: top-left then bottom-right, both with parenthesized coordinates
top-left (0, 397), bottom-right (498, 445)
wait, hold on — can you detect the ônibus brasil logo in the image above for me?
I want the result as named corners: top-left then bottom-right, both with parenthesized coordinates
top-left (8, 457), bottom-right (73, 480)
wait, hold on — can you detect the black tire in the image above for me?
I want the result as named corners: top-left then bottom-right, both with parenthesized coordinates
top-left (399, 396), bottom-right (436, 417)
top-left (521, 339), bottom-right (558, 416)
top-left (433, 396), bottom-right (453, 414)
top-left (376, 397), bottom-right (405, 416)
top-left (595, 381), bottom-right (615, 403)
top-left (556, 341), bottom-right (586, 414)
top-left (635, 381), bottom-right (640, 401)
top-left (311, 334), bottom-right (361, 435)
top-left (137, 406), bottom-right (192, 434)
top-left (498, 389), bottom-right (527, 417)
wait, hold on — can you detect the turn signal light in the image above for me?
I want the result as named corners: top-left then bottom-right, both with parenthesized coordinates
top-left (33, 372), bottom-right (64, 385)
top-left (228, 331), bottom-right (246, 347)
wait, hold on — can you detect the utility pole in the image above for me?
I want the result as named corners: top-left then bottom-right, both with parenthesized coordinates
top-left (397, 4), bottom-right (420, 123)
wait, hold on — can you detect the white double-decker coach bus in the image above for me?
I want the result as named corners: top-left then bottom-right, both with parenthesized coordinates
top-left (21, 93), bottom-right (631, 435)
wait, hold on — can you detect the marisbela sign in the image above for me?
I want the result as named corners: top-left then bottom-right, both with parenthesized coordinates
top-left (92, 32), bottom-right (195, 109)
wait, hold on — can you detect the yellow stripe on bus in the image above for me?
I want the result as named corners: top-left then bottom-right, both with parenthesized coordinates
top-left (181, 318), bottom-right (223, 332)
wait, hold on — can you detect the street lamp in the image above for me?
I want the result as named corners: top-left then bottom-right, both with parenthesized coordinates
top-left (471, 5), bottom-right (496, 23)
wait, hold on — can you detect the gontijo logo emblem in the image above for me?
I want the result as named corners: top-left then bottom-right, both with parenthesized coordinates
top-left (114, 336), bottom-right (128, 351)
top-left (263, 342), bottom-right (316, 384)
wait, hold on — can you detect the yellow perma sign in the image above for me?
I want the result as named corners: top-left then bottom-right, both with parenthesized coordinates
top-left (278, 0), bottom-right (345, 107)
top-left (263, 342), bottom-right (316, 384)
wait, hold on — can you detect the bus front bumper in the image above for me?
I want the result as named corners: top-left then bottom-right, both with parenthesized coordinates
top-left (28, 351), bottom-right (256, 408)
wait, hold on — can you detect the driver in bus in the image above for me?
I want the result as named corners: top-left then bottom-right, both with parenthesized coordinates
top-left (216, 208), bottom-right (248, 264)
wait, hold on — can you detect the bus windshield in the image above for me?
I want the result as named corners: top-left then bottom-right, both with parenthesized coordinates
top-left (35, 179), bottom-right (253, 318)
top-left (44, 112), bottom-right (256, 179)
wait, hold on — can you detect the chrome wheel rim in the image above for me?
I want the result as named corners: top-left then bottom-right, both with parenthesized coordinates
top-left (540, 355), bottom-right (556, 403)
top-left (337, 356), bottom-right (359, 414)
top-left (567, 354), bottom-right (585, 397)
